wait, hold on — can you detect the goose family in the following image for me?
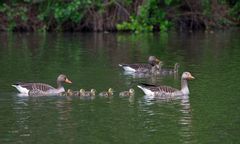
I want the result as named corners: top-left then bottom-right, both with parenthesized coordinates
top-left (137, 72), bottom-right (194, 98)
top-left (12, 74), bottom-right (72, 96)
top-left (12, 56), bottom-right (194, 98)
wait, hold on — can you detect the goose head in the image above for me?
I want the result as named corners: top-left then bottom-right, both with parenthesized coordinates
top-left (181, 72), bottom-right (195, 80)
top-left (148, 56), bottom-right (160, 66)
top-left (90, 89), bottom-right (96, 96)
top-left (180, 72), bottom-right (194, 95)
top-left (79, 89), bottom-right (85, 93)
top-left (67, 89), bottom-right (73, 96)
top-left (151, 61), bottom-right (163, 74)
top-left (108, 88), bottom-right (114, 95)
top-left (57, 74), bottom-right (72, 87)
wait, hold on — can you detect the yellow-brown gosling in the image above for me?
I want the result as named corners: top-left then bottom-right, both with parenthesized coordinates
top-left (119, 88), bottom-right (135, 97)
top-left (66, 89), bottom-right (79, 96)
top-left (99, 88), bottom-right (114, 97)
top-left (80, 89), bottom-right (96, 97)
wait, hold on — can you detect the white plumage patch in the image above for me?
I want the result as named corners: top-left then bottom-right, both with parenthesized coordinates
top-left (137, 85), bottom-right (154, 96)
top-left (12, 85), bottom-right (29, 94)
top-left (122, 66), bottom-right (136, 72)
top-left (119, 64), bottom-right (136, 72)
top-left (181, 86), bottom-right (189, 95)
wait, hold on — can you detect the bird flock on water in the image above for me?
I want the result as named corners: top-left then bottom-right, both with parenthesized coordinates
top-left (12, 56), bottom-right (194, 100)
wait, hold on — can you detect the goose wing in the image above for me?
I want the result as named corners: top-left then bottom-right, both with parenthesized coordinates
top-left (140, 83), bottom-right (178, 93)
top-left (120, 63), bottom-right (151, 69)
top-left (15, 82), bottom-right (55, 92)
top-left (155, 86), bottom-right (178, 93)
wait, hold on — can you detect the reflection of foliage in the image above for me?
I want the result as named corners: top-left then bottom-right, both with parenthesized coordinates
top-left (116, 32), bottom-right (170, 56)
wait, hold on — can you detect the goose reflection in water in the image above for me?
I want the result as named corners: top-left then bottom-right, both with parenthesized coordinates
top-left (141, 95), bottom-right (193, 143)
top-left (179, 96), bottom-right (193, 143)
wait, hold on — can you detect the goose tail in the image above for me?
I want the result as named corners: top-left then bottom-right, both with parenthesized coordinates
top-left (11, 83), bottom-right (29, 94)
top-left (137, 85), bottom-right (154, 96)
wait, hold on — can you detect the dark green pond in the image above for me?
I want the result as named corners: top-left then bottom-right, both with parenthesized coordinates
top-left (0, 30), bottom-right (240, 144)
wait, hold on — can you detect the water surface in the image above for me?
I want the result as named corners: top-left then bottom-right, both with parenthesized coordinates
top-left (0, 30), bottom-right (240, 143)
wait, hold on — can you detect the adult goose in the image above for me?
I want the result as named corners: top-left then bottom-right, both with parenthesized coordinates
top-left (12, 74), bottom-right (72, 96)
top-left (137, 72), bottom-right (194, 98)
top-left (119, 56), bottom-right (160, 73)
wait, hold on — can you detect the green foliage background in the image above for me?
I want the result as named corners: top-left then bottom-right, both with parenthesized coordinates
top-left (0, 0), bottom-right (239, 32)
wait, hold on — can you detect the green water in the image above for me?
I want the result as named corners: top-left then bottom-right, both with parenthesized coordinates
top-left (0, 30), bottom-right (240, 143)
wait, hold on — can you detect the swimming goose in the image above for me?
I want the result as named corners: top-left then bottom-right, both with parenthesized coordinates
top-left (137, 72), bottom-right (194, 98)
top-left (12, 74), bottom-right (72, 96)
top-left (119, 56), bottom-right (160, 73)
top-left (79, 89), bottom-right (96, 97)
top-left (122, 62), bottom-right (162, 78)
top-left (119, 88), bottom-right (135, 97)
top-left (99, 88), bottom-right (114, 97)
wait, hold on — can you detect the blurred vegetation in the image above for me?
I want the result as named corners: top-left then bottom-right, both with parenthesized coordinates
top-left (117, 0), bottom-right (173, 33)
top-left (0, 0), bottom-right (239, 32)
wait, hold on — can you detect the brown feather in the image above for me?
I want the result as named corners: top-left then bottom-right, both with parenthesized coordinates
top-left (18, 83), bottom-right (55, 91)
top-left (144, 85), bottom-right (178, 93)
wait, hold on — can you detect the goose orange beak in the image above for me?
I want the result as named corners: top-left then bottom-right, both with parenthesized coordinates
top-left (189, 75), bottom-right (195, 80)
top-left (65, 78), bottom-right (72, 84)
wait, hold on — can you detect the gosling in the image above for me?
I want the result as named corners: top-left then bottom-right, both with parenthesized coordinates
top-left (79, 89), bottom-right (96, 97)
top-left (99, 88), bottom-right (114, 97)
top-left (66, 89), bottom-right (80, 96)
top-left (119, 88), bottom-right (135, 97)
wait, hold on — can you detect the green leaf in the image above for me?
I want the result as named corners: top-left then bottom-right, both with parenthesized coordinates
top-left (164, 0), bottom-right (172, 5)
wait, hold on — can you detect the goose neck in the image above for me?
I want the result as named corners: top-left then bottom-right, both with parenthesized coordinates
top-left (57, 81), bottom-right (63, 89)
top-left (174, 66), bottom-right (178, 73)
top-left (181, 78), bottom-right (189, 95)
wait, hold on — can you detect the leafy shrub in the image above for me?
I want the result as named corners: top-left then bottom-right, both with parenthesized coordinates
top-left (117, 0), bottom-right (172, 32)
top-left (0, 3), bottom-right (27, 31)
